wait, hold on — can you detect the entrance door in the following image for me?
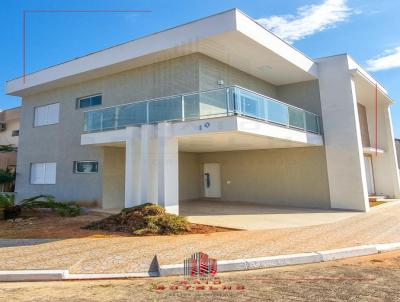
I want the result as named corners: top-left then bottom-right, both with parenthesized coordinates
top-left (203, 163), bottom-right (221, 198)
top-left (364, 156), bottom-right (375, 195)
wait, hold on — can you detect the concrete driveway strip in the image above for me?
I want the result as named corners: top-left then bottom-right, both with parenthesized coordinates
top-left (0, 239), bottom-right (57, 248)
top-left (0, 203), bottom-right (399, 274)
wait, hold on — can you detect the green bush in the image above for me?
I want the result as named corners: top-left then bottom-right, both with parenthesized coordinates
top-left (0, 193), bottom-right (14, 209)
top-left (18, 195), bottom-right (81, 216)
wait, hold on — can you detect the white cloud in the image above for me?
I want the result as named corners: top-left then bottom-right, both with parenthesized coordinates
top-left (366, 47), bottom-right (400, 72)
top-left (256, 0), bottom-right (352, 44)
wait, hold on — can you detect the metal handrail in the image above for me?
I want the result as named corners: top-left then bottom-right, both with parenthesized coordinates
top-left (83, 86), bottom-right (321, 134)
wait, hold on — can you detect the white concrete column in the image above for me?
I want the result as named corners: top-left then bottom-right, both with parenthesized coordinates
top-left (124, 127), bottom-right (141, 208)
top-left (370, 105), bottom-right (400, 197)
top-left (383, 107), bottom-right (400, 197)
top-left (139, 124), bottom-right (158, 204)
top-left (147, 128), bottom-right (159, 204)
top-left (140, 124), bottom-right (150, 204)
top-left (317, 55), bottom-right (369, 211)
top-left (157, 123), bottom-right (179, 214)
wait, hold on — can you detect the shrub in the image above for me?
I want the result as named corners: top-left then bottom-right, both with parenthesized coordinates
top-left (1, 194), bottom-right (81, 219)
top-left (155, 214), bottom-right (190, 234)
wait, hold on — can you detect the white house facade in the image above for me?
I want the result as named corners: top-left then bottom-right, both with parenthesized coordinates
top-left (6, 9), bottom-right (400, 214)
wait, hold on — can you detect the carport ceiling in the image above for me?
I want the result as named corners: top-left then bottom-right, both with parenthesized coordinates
top-left (178, 132), bottom-right (310, 152)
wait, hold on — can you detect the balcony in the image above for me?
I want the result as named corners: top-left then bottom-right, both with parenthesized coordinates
top-left (83, 86), bottom-right (321, 135)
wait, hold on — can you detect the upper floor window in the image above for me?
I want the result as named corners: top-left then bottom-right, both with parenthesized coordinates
top-left (34, 103), bottom-right (60, 127)
top-left (77, 94), bottom-right (102, 109)
top-left (11, 130), bottom-right (19, 137)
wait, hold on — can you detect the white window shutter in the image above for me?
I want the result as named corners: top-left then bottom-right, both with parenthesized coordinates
top-left (44, 163), bottom-right (57, 184)
top-left (34, 107), bottom-right (47, 126)
top-left (31, 163), bottom-right (45, 184)
top-left (34, 103), bottom-right (60, 127)
top-left (47, 103), bottom-right (60, 125)
top-left (31, 162), bottom-right (56, 184)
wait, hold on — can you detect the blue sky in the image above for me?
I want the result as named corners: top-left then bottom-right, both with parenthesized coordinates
top-left (1, 0), bottom-right (400, 135)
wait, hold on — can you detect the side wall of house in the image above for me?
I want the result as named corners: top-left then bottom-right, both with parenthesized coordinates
top-left (276, 80), bottom-right (322, 116)
top-left (196, 147), bottom-right (330, 208)
top-left (15, 54), bottom-right (201, 204)
top-left (103, 147), bottom-right (125, 209)
top-left (198, 54), bottom-right (277, 97)
top-left (179, 152), bottom-right (201, 201)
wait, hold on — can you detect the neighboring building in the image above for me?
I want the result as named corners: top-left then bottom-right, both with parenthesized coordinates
top-left (0, 107), bottom-right (20, 191)
top-left (5, 9), bottom-right (400, 213)
top-left (395, 139), bottom-right (400, 169)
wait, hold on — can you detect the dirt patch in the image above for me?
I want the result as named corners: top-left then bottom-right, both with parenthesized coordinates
top-left (340, 249), bottom-right (400, 268)
top-left (0, 208), bottom-right (233, 239)
top-left (369, 201), bottom-right (387, 207)
top-left (0, 209), bottom-right (123, 239)
top-left (84, 204), bottom-right (235, 235)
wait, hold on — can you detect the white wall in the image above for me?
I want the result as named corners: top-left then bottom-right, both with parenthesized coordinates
top-left (103, 147), bottom-right (125, 208)
top-left (367, 104), bottom-right (400, 197)
top-left (317, 55), bottom-right (369, 211)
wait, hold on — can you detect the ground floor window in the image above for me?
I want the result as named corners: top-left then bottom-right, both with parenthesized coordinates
top-left (30, 162), bottom-right (56, 184)
top-left (73, 161), bottom-right (98, 173)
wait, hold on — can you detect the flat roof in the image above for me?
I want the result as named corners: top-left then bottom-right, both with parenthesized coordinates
top-left (6, 8), bottom-right (318, 96)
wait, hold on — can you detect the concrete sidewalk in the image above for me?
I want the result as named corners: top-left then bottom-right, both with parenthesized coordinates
top-left (0, 203), bottom-right (400, 274)
top-left (180, 200), bottom-right (361, 230)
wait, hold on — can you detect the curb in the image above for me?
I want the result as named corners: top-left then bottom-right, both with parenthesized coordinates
top-left (316, 245), bottom-right (378, 262)
top-left (1, 242), bottom-right (400, 281)
top-left (158, 252), bottom-right (323, 276)
top-left (0, 270), bottom-right (68, 282)
top-left (158, 243), bottom-right (397, 276)
top-left (67, 271), bottom-right (159, 280)
top-left (375, 242), bottom-right (400, 252)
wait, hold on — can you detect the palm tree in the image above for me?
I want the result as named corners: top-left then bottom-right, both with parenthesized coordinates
top-left (0, 144), bottom-right (17, 152)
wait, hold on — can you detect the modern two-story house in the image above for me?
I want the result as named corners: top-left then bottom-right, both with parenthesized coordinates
top-left (5, 9), bottom-right (400, 214)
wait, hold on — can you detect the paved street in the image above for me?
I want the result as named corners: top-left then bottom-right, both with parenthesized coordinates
top-left (1, 250), bottom-right (399, 301)
top-left (1, 203), bottom-right (400, 273)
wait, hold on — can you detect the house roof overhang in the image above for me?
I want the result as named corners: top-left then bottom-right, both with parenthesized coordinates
top-left (348, 56), bottom-right (394, 106)
top-left (6, 9), bottom-right (318, 97)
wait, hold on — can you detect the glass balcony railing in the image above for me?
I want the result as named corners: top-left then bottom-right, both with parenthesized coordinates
top-left (83, 86), bottom-right (321, 134)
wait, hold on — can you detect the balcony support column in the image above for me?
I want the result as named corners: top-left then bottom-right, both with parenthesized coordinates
top-left (140, 124), bottom-right (158, 204)
top-left (156, 122), bottom-right (179, 215)
top-left (124, 127), bottom-right (142, 208)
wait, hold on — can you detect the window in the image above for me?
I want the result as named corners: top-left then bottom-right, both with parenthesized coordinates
top-left (30, 162), bottom-right (56, 184)
top-left (34, 103), bottom-right (60, 127)
top-left (11, 130), bottom-right (19, 137)
top-left (73, 161), bottom-right (98, 173)
top-left (77, 94), bottom-right (102, 109)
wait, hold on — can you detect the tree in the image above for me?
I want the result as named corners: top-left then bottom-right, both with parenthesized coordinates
top-left (0, 144), bottom-right (17, 192)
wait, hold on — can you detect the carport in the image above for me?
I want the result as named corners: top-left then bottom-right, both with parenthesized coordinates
top-left (180, 199), bottom-right (359, 230)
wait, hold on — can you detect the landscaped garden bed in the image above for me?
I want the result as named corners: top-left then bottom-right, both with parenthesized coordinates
top-left (0, 201), bottom-right (235, 239)
top-left (84, 203), bottom-right (235, 235)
